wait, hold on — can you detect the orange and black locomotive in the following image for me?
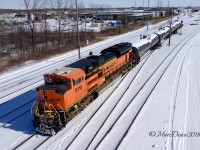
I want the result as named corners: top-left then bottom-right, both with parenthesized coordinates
top-left (33, 42), bottom-right (136, 135)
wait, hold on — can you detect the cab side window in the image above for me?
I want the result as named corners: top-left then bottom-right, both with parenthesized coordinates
top-left (63, 80), bottom-right (70, 86)
top-left (73, 76), bottom-right (84, 86)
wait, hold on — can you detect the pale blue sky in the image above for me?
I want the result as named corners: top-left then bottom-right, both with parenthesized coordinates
top-left (0, 0), bottom-right (199, 9)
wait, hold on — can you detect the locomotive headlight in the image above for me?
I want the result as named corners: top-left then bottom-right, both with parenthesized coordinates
top-left (45, 77), bottom-right (52, 84)
top-left (48, 78), bottom-right (52, 83)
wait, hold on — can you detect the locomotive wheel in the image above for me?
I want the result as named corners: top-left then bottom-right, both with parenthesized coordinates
top-left (93, 92), bottom-right (99, 99)
top-left (88, 96), bottom-right (94, 102)
top-left (54, 127), bottom-right (60, 134)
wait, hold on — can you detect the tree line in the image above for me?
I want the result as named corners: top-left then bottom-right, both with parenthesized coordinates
top-left (0, 0), bottom-right (97, 69)
top-left (0, 0), bottom-right (113, 72)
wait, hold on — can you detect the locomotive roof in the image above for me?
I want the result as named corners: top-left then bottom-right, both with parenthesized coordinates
top-left (67, 56), bottom-right (101, 72)
top-left (67, 53), bottom-right (117, 74)
top-left (48, 67), bottom-right (78, 76)
top-left (101, 42), bottom-right (132, 57)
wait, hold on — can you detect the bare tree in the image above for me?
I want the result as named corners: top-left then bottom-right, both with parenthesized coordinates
top-left (48, 0), bottom-right (71, 45)
top-left (89, 3), bottom-right (99, 14)
top-left (98, 3), bottom-right (111, 11)
top-left (0, 22), bottom-right (5, 55)
top-left (78, 1), bottom-right (84, 14)
top-left (22, 0), bottom-right (45, 50)
top-left (120, 14), bottom-right (129, 28)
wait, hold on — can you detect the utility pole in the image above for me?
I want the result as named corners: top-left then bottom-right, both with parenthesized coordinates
top-left (168, 0), bottom-right (170, 17)
top-left (143, 0), bottom-right (144, 23)
top-left (159, 0), bottom-right (162, 16)
top-left (85, 14), bottom-right (87, 45)
top-left (168, 7), bottom-right (173, 46)
top-left (75, 0), bottom-right (81, 59)
top-left (157, 0), bottom-right (161, 17)
top-left (147, 0), bottom-right (150, 30)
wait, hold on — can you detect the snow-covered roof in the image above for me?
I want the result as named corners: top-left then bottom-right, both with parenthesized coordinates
top-left (131, 36), bottom-right (151, 48)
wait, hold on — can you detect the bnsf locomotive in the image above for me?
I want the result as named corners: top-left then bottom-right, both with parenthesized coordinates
top-left (32, 21), bottom-right (183, 135)
top-left (33, 43), bottom-right (136, 135)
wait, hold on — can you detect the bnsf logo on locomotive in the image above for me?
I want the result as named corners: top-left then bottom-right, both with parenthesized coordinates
top-left (75, 85), bottom-right (83, 93)
top-left (105, 62), bottom-right (116, 71)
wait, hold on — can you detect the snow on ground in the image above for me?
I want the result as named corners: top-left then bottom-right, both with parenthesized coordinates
top-left (40, 13), bottom-right (200, 150)
top-left (118, 28), bottom-right (200, 150)
top-left (0, 12), bottom-right (200, 150)
top-left (0, 15), bottom-right (176, 104)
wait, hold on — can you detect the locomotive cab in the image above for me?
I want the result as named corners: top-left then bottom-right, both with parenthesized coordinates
top-left (33, 67), bottom-right (87, 135)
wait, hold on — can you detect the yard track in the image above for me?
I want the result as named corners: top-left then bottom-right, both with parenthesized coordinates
top-left (92, 29), bottom-right (200, 150)
top-left (65, 50), bottom-right (154, 150)
top-left (0, 27), bottom-right (156, 103)
top-left (13, 133), bottom-right (51, 150)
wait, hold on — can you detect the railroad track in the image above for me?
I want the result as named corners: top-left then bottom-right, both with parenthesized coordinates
top-left (64, 49), bottom-right (154, 150)
top-left (0, 28), bottom-right (152, 90)
top-left (0, 25), bottom-right (182, 150)
top-left (7, 29), bottom-right (194, 149)
top-left (0, 27), bottom-right (157, 102)
top-left (11, 67), bottom-right (131, 150)
top-left (0, 22), bottom-right (180, 149)
top-left (13, 133), bottom-right (37, 149)
top-left (34, 51), bottom-right (154, 149)
top-left (0, 89), bottom-right (37, 106)
top-left (0, 80), bottom-right (42, 105)
top-left (0, 26), bottom-right (169, 105)
top-left (0, 108), bottom-right (31, 128)
top-left (90, 29), bottom-right (200, 149)
top-left (0, 98), bottom-right (36, 128)
top-left (61, 29), bottom-right (199, 149)
top-left (13, 133), bottom-right (51, 150)
top-left (0, 98), bottom-right (36, 119)
top-left (0, 27), bottom-right (178, 149)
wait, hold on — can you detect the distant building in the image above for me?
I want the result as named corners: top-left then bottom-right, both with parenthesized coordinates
top-left (94, 11), bottom-right (153, 23)
top-left (35, 13), bottom-right (56, 21)
top-left (0, 13), bottom-right (16, 19)
top-left (81, 13), bottom-right (95, 19)
top-left (154, 11), bottom-right (166, 17)
top-left (14, 14), bottom-right (26, 18)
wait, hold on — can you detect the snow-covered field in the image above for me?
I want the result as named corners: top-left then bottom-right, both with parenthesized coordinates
top-left (0, 12), bottom-right (200, 150)
top-left (0, 17), bottom-right (170, 104)
top-left (3, 17), bottom-right (113, 33)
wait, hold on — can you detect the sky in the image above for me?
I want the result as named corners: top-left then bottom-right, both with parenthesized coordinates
top-left (0, 0), bottom-right (199, 9)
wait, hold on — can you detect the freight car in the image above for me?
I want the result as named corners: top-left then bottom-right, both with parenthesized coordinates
top-left (156, 26), bottom-right (170, 40)
top-left (166, 20), bottom-right (183, 34)
top-left (33, 43), bottom-right (135, 135)
top-left (131, 32), bottom-right (161, 63)
top-left (132, 21), bottom-right (183, 62)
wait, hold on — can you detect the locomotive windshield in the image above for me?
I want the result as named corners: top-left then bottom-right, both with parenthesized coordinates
top-left (56, 79), bottom-right (70, 86)
top-left (45, 76), bottom-right (53, 84)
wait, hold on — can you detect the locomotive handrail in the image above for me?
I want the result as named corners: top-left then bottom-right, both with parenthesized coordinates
top-left (57, 103), bottom-right (67, 123)
top-left (49, 104), bottom-right (61, 122)
top-left (31, 101), bottom-right (36, 115)
top-left (34, 102), bottom-right (54, 118)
